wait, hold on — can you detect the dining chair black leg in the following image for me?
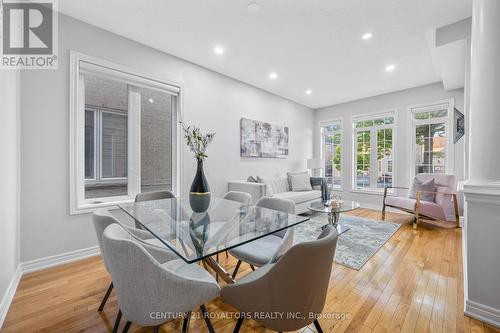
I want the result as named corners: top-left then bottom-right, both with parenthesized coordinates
top-left (199, 305), bottom-right (215, 333)
top-left (313, 319), bottom-right (324, 333)
top-left (181, 312), bottom-right (191, 333)
top-left (122, 321), bottom-right (131, 333)
top-left (232, 260), bottom-right (242, 278)
top-left (250, 264), bottom-right (255, 271)
top-left (98, 282), bottom-right (114, 311)
top-left (153, 325), bottom-right (160, 333)
top-left (112, 309), bottom-right (122, 333)
top-left (233, 317), bottom-right (244, 333)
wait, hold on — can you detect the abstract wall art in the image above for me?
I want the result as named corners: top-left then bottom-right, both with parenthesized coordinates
top-left (240, 118), bottom-right (289, 158)
top-left (454, 107), bottom-right (465, 143)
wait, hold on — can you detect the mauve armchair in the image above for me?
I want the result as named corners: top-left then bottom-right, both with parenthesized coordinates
top-left (382, 173), bottom-right (460, 229)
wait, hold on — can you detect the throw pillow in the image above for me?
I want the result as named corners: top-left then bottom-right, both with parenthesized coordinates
top-left (287, 172), bottom-right (312, 191)
top-left (273, 177), bottom-right (290, 193)
top-left (287, 171), bottom-right (308, 189)
top-left (408, 178), bottom-right (435, 202)
top-left (247, 176), bottom-right (258, 183)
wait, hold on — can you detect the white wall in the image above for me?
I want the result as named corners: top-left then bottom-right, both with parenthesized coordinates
top-left (0, 70), bottom-right (21, 322)
top-left (19, 14), bottom-right (313, 262)
top-left (314, 82), bottom-right (464, 207)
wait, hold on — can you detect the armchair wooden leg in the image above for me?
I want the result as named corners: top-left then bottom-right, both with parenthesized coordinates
top-left (453, 193), bottom-right (461, 228)
top-left (382, 186), bottom-right (388, 220)
top-left (233, 317), bottom-right (244, 333)
top-left (313, 319), bottom-right (324, 333)
top-left (153, 325), bottom-right (160, 333)
top-left (413, 193), bottom-right (421, 229)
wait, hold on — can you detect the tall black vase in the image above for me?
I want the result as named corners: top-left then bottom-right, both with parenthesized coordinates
top-left (189, 158), bottom-right (211, 212)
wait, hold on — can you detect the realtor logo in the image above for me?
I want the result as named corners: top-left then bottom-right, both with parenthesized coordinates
top-left (1, 0), bottom-right (58, 69)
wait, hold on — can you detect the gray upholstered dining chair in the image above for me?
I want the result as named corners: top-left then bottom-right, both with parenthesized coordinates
top-left (223, 191), bottom-right (252, 206)
top-left (135, 190), bottom-right (175, 202)
top-left (133, 190), bottom-right (176, 229)
top-left (228, 197), bottom-right (295, 278)
top-left (215, 191), bottom-right (252, 263)
top-left (221, 225), bottom-right (338, 333)
top-left (102, 223), bottom-right (220, 333)
top-left (92, 209), bottom-right (173, 312)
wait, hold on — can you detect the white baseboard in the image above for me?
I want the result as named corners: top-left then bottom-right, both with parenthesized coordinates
top-left (21, 246), bottom-right (100, 274)
top-left (465, 299), bottom-right (500, 328)
top-left (1, 246), bottom-right (101, 329)
top-left (0, 265), bottom-right (22, 329)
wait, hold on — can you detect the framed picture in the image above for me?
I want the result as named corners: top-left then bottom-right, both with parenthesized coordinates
top-left (240, 118), bottom-right (289, 158)
top-left (454, 107), bottom-right (465, 143)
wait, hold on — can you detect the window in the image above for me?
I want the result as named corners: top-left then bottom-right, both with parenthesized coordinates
top-left (70, 52), bottom-right (180, 214)
top-left (84, 106), bottom-right (129, 198)
top-left (410, 100), bottom-right (453, 177)
top-left (352, 112), bottom-right (395, 191)
top-left (320, 120), bottom-right (342, 188)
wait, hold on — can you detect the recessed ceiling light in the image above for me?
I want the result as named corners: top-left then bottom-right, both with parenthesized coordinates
top-left (362, 32), bottom-right (373, 40)
top-left (385, 64), bottom-right (396, 72)
top-left (213, 46), bottom-right (225, 55)
top-left (148, 98), bottom-right (154, 103)
top-left (269, 72), bottom-right (278, 80)
top-left (305, 89), bottom-right (312, 95)
top-left (247, 2), bottom-right (261, 13)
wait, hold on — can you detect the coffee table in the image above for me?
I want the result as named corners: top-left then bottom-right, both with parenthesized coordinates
top-left (307, 200), bottom-right (360, 234)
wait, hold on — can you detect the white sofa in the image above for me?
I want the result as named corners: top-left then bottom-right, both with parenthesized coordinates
top-left (228, 176), bottom-right (322, 214)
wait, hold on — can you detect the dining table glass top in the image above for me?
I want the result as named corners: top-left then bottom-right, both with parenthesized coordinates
top-left (118, 197), bottom-right (310, 263)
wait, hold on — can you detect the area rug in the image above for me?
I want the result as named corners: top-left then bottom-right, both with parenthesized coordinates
top-left (293, 214), bottom-right (401, 270)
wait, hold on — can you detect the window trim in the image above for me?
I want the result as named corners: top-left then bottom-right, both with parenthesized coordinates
top-left (350, 109), bottom-right (397, 194)
top-left (88, 107), bottom-right (129, 183)
top-left (319, 117), bottom-right (343, 190)
top-left (69, 51), bottom-right (183, 215)
top-left (407, 99), bottom-right (454, 184)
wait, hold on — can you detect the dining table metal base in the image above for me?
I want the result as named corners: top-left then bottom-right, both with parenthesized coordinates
top-left (203, 255), bottom-right (236, 284)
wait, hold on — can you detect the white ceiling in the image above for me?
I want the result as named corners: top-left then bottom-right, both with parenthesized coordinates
top-left (59, 0), bottom-right (472, 109)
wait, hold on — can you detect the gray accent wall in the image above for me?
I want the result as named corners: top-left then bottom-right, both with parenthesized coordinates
top-left (19, 14), bottom-right (314, 262)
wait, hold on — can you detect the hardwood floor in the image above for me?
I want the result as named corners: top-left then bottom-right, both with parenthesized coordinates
top-left (2, 209), bottom-right (498, 333)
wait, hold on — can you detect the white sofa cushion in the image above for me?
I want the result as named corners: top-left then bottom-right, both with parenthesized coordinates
top-left (287, 171), bottom-right (312, 191)
top-left (273, 190), bottom-right (321, 204)
top-left (257, 176), bottom-right (289, 195)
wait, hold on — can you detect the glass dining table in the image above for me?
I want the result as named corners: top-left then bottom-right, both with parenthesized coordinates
top-left (117, 197), bottom-right (313, 284)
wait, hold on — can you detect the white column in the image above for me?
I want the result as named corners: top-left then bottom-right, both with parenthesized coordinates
top-left (468, 0), bottom-right (500, 183)
top-left (463, 0), bottom-right (500, 328)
